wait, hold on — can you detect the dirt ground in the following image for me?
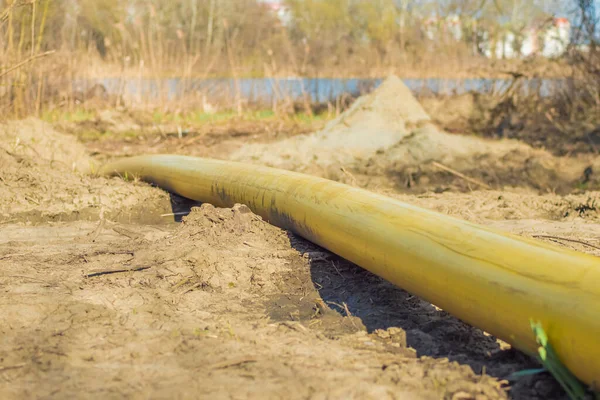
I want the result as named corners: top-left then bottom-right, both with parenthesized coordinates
top-left (2, 81), bottom-right (599, 399)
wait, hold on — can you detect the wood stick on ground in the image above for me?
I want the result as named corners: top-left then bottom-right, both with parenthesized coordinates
top-left (340, 167), bottom-right (358, 186)
top-left (180, 282), bottom-right (202, 295)
top-left (209, 357), bottom-right (257, 370)
top-left (89, 217), bottom-right (106, 243)
top-left (171, 276), bottom-right (191, 291)
top-left (111, 225), bottom-right (142, 240)
top-left (0, 363), bottom-right (26, 372)
top-left (431, 161), bottom-right (491, 189)
top-left (85, 266), bottom-right (151, 278)
top-left (532, 235), bottom-right (600, 251)
top-left (160, 212), bottom-right (190, 217)
top-left (331, 260), bottom-right (344, 278)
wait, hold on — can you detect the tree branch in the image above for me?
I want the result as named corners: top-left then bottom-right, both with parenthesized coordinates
top-left (0, 50), bottom-right (55, 79)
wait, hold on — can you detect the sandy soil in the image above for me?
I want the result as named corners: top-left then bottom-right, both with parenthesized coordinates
top-left (0, 118), bottom-right (177, 225)
top-left (2, 80), bottom-right (598, 399)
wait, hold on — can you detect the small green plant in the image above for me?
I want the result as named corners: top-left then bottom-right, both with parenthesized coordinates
top-left (529, 320), bottom-right (590, 400)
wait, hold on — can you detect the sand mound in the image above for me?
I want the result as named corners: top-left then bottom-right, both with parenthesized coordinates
top-left (231, 75), bottom-right (430, 171)
top-left (140, 203), bottom-right (298, 293)
top-left (231, 75), bottom-right (596, 193)
top-left (0, 118), bottom-right (170, 222)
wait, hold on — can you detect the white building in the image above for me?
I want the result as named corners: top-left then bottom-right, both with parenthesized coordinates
top-left (446, 14), bottom-right (463, 42)
top-left (499, 31), bottom-right (517, 59)
top-left (482, 31), bottom-right (518, 59)
top-left (422, 15), bottom-right (463, 42)
top-left (521, 28), bottom-right (539, 57)
top-left (542, 18), bottom-right (570, 58)
top-left (480, 17), bottom-right (571, 59)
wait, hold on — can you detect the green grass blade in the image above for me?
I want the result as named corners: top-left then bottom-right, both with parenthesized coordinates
top-left (530, 320), bottom-right (589, 400)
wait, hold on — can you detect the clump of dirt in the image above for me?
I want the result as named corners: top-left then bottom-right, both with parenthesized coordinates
top-left (349, 124), bottom-right (597, 194)
top-left (419, 92), bottom-right (494, 134)
top-left (231, 75), bottom-right (431, 171)
top-left (0, 118), bottom-right (173, 223)
top-left (168, 203), bottom-right (298, 293)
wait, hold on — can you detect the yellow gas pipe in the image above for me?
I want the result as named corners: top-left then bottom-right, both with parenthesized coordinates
top-left (99, 154), bottom-right (600, 387)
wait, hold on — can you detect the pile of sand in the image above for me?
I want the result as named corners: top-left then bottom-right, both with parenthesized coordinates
top-left (0, 118), bottom-right (170, 222)
top-left (232, 75), bottom-right (596, 193)
top-left (231, 75), bottom-right (431, 172)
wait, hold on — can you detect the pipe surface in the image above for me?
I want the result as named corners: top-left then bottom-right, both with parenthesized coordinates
top-left (99, 154), bottom-right (600, 387)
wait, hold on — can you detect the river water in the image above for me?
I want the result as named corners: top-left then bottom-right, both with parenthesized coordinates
top-left (74, 77), bottom-right (569, 103)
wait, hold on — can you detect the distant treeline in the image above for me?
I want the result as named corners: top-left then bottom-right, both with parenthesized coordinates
top-left (0, 0), bottom-right (585, 78)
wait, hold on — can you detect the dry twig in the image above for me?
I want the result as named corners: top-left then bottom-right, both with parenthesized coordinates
top-left (0, 50), bottom-right (55, 79)
top-left (0, 363), bottom-right (26, 372)
top-left (209, 357), bottom-right (256, 370)
top-left (532, 235), bottom-right (600, 251)
top-left (432, 161), bottom-right (491, 189)
top-left (85, 265), bottom-right (150, 278)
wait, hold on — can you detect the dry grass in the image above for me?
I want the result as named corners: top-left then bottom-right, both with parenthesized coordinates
top-left (0, 0), bottom-right (596, 143)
